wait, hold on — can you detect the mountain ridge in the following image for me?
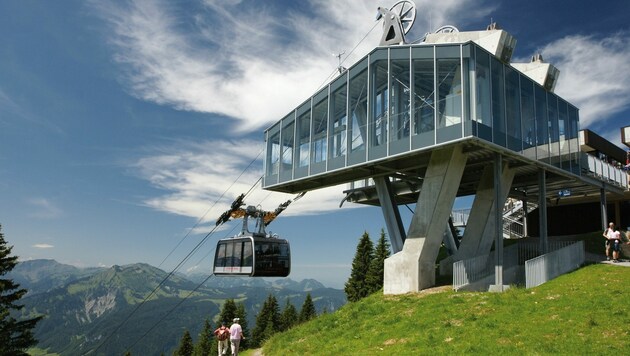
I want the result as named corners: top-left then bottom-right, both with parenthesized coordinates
top-left (12, 259), bottom-right (346, 355)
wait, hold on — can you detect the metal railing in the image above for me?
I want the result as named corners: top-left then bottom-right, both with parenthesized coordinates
top-left (525, 241), bottom-right (585, 289)
top-left (452, 244), bottom-right (519, 291)
top-left (453, 241), bottom-right (579, 291)
top-left (451, 208), bottom-right (471, 227)
top-left (582, 153), bottom-right (629, 188)
top-left (453, 252), bottom-right (492, 291)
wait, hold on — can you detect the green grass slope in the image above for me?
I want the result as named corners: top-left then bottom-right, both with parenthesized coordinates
top-left (262, 264), bottom-right (629, 355)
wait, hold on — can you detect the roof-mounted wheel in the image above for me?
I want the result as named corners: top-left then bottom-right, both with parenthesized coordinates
top-left (376, 1), bottom-right (417, 46)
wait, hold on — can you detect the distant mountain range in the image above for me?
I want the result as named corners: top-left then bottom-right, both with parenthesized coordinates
top-left (10, 259), bottom-right (346, 355)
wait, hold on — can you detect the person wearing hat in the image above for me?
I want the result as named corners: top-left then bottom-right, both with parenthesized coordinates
top-left (213, 321), bottom-right (230, 356)
top-left (229, 317), bottom-right (243, 356)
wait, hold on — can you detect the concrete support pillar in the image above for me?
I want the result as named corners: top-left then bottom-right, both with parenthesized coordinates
top-left (374, 176), bottom-right (406, 253)
top-left (384, 145), bottom-right (467, 294)
top-left (538, 170), bottom-right (548, 254)
top-left (448, 161), bottom-right (514, 260)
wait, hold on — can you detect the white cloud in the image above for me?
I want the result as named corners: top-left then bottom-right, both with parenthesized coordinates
top-left (539, 33), bottom-right (630, 130)
top-left (32, 244), bottom-right (54, 249)
top-left (108, 0), bottom-right (496, 220)
top-left (27, 198), bottom-right (63, 219)
top-left (133, 139), bottom-right (354, 225)
top-left (96, 0), bottom-right (494, 132)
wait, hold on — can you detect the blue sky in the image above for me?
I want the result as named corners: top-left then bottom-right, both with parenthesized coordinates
top-left (1, 0), bottom-right (629, 288)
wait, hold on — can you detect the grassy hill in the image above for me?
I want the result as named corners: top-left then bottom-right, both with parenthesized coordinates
top-left (259, 264), bottom-right (629, 355)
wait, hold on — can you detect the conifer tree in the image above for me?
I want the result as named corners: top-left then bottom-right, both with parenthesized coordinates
top-left (366, 228), bottom-right (391, 294)
top-left (192, 319), bottom-right (212, 356)
top-left (279, 298), bottom-right (298, 331)
top-left (218, 299), bottom-right (237, 325)
top-left (235, 303), bottom-right (249, 349)
top-left (344, 231), bottom-right (374, 302)
top-left (0, 225), bottom-right (43, 355)
top-left (298, 293), bottom-right (317, 323)
top-left (252, 294), bottom-right (280, 347)
top-left (174, 329), bottom-right (194, 356)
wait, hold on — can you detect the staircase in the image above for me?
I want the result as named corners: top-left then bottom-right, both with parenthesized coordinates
top-left (451, 198), bottom-right (537, 239)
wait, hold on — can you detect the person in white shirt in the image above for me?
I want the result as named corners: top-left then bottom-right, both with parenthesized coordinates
top-left (603, 222), bottom-right (616, 261)
top-left (229, 318), bottom-right (243, 356)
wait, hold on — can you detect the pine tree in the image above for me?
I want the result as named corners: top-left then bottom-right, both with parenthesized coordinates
top-left (235, 303), bottom-right (249, 349)
top-left (279, 298), bottom-right (298, 331)
top-left (366, 228), bottom-right (391, 294)
top-left (218, 299), bottom-right (237, 325)
top-left (0, 225), bottom-right (43, 355)
top-left (192, 319), bottom-right (212, 356)
top-left (344, 231), bottom-right (374, 302)
top-left (298, 293), bottom-right (316, 323)
top-left (252, 294), bottom-right (280, 347)
top-left (174, 329), bottom-right (194, 356)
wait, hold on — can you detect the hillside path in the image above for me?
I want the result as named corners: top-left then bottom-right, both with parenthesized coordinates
top-left (251, 348), bottom-right (263, 356)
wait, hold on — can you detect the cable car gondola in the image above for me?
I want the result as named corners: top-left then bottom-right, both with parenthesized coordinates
top-left (213, 205), bottom-right (291, 277)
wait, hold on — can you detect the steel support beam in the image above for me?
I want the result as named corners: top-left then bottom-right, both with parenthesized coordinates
top-left (538, 170), bottom-right (548, 254)
top-left (490, 153), bottom-right (505, 292)
top-left (374, 176), bottom-right (406, 253)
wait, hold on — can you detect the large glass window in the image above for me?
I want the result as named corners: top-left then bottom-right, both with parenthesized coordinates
top-left (520, 77), bottom-right (536, 159)
top-left (280, 116), bottom-right (294, 182)
top-left (311, 94), bottom-right (328, 173)
top-left (475, 48), bottom-right (492, 141)
top-left (329, 77), bottom-right (347, 168)
top-left (535, 85), bottom-right (549, 162)
top-left (295, 104), bottom-right (311, 177)
top-left (558, 99), bottom-right (570, 171)
top-left (412, 51), bottom-right (435, 148)
top-left (568, 105), bottom-right (580, 173)
top-left (547, 94), bottom-right (560, 167)
top-left (265, 123), bottom-right (280, 184)
top-left (436, 58), bottom-right (462, 128)
top-left (505, 67), bottom-right (522, 151)
top-left (491, 57), bottom-right (506, 147)
top-left (370, 53), bottom-right (388, 160)
top-left (348, 61), bottom-right (368, 165)
top-left (389, 49), bottom-right (411, 155)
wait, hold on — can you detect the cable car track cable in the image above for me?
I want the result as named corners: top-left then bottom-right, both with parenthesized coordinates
top-left (93, 172), bottom-right (264, 353)
top-left (157, 146), bottom-right (265, 269)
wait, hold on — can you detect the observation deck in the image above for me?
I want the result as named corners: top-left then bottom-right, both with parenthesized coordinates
top-left (262, 37), bottom-right (625, 202)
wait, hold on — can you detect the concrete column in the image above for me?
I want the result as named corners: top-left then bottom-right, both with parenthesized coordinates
top-left (538, 170), bottom-right (548, 254)
top-left (384, 145), bottom-right (467, 294)
top-left (374, 176), bottom-right (406, 253)
top-left (449, 161), bottom-right (514, 261)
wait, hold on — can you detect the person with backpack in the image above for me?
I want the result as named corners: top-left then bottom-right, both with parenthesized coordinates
top-left (213, 321), bottom-right (230, 356)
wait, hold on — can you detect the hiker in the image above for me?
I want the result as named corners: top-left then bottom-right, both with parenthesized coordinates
top-left (229, 317), bottom-right (243, 356)
top-left (213, 322), bottom-right (230, 356)
top-left (603, 222), bottom-right (616, 261)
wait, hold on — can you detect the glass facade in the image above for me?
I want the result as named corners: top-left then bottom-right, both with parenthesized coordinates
top-left (263, 43), bottom-right (581, 188)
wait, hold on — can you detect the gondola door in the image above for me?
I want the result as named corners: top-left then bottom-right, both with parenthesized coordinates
top-left (213, 238), bottom-right (254, 276)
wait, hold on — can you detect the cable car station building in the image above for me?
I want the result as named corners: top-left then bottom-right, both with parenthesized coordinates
top-left (261, 6), bottom-right (628, 294)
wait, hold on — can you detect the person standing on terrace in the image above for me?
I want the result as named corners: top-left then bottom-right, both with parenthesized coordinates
top-left (603, 222), bottom-right (616, 261)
